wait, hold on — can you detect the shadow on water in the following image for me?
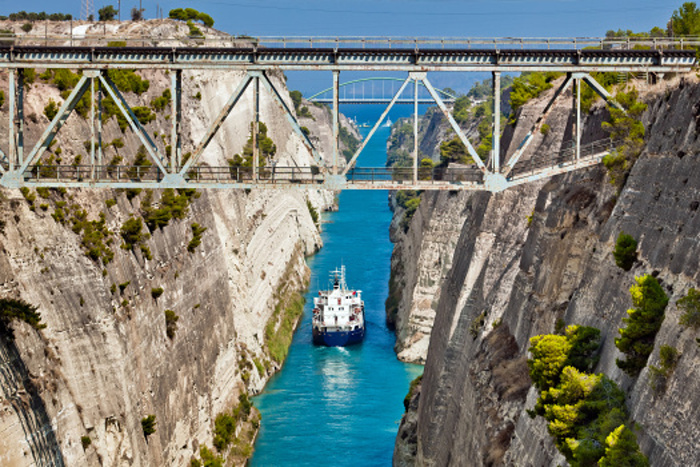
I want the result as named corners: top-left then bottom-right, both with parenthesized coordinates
top-left (252, 106), bottom-right (423, 467)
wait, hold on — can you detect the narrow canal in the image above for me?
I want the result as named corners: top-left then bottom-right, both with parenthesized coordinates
top-left (251, 106), bottom-right (423, 466)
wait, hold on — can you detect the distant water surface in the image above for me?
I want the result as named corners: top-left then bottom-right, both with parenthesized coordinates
top-left (251, 105), bottom-right (423, 466)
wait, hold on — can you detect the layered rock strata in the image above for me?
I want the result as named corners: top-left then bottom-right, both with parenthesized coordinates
top-left (394, 75), bottom-right (700, 465)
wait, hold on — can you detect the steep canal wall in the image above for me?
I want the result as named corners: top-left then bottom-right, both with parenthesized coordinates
top-left (0, 20), bottom-right (359, 466)
top-left (393, 75), bottom-right (700, 465)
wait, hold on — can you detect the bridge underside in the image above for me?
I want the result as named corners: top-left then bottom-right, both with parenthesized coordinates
top-left (0, 42), bottom-right (695, 193)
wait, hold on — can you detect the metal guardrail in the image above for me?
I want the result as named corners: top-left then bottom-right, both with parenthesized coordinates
top-left (509, 138), bottom-right (617, 179)
top-left (347, 166), bottom-right (483, 184)
top-left (1, 34), bottom-right (700, 50)
top-left (23, 165), bottom-right (326, 184)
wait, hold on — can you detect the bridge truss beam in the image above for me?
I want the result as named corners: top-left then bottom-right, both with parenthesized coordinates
top-left (0, 42), bottom-right (695, 192)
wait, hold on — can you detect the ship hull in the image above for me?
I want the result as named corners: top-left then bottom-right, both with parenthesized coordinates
top-left (312, 326), bottom-right (365, 347)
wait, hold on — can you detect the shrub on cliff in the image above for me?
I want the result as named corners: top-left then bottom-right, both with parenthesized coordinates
top-left (188, 223), bottom-right (207, 253)
top-left (289, 90), bottom-right (302, 112)
top-left (509, 72), bottom-right (562, 112)
top-left (648, 344), bottom-right (680, 395)
top-left (602, 88), bottom-right (647, 192)
top-left (141, 415), bottom-right (156, 437)
top-left (164, 310), bottom-right (179, 339)
top-left (678, 288), bottom-right (700, 329)
top-left (169, 8), bottom-right (214, 27)
top-left (615, 274), bottom-right (669, 376)
top-left (120, 217), bottom-right (149, 250)
top-left (528, 325), bottom-right (601, 392)
top-left (306, 200), bottom-right (319, 227)
top-left (0, 298), bottom-right (46, 337)
top-left (613, 231), bottom-right (638, 271)
top-left (599, 425), bottom-right (649, 467)
top-left (527, 326), bottom-right (647, 465)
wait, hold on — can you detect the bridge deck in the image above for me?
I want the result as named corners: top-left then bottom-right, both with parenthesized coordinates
top-left (0, 45), bottom-right (695, 72)
top-left (9, 148), bottom-right (607, 191)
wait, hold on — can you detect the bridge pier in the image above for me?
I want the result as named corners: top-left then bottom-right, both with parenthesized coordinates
top-left (492, 71), bottom-right (501, 173)
top-left (332, 70), bottom-right (340, 175)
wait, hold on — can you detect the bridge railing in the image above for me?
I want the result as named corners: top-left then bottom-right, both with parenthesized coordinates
top-left (346, 166), bottom-right (483, 184)
top-left (18, 163), bottom-right (490, 186)
top-left (1, 34), bottom-right (700, 50)
top-left (509, 138), bottom-right (617, 180)
top-left (21, 164), bottom-right (327, 185)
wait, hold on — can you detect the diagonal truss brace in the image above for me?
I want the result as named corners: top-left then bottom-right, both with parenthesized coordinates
top-left (99, 73), bottom-right (168, 176)
top-left (501, 72), bottom-right (626, 178)
top-left (19, 75), bottom-right (91, 174)
top-left (342, 76), bottom-right (412, 176)
top-left (580, 73), bottom-right (625, 113)
top-left (502, 73), bottom-right (574, 176)
top-left (422, 77), bottom-right (488, 173)
top-left (180, 73), bottom-right (254, 175)
top-left (258, 71), bottom-right (324, 167)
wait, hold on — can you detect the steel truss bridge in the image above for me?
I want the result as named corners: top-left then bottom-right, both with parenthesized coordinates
top-left (307, 77), bottom-right (458, 105)
top-left (0, 36), bottom-right (696, 192)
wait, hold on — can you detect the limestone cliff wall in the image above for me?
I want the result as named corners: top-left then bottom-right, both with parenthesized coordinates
top-left (0, 20), bottom-right (350, 467)
top-left (395, 75), bottom-right (700, 465)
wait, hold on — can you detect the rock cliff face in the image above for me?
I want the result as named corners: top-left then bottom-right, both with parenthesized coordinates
top-left (0, 20), bottom-right (355, 466)
top-left (394, 75), bottom-right (700, 465)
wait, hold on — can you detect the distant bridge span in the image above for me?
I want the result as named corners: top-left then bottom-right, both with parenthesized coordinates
top-left (307, 77), bottom-right (457, 105)
top-left (0, 36), bottom-right (695, 192)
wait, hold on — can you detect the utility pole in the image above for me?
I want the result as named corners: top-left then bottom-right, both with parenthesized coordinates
top-left (118, 0), bottom-right (121, 21)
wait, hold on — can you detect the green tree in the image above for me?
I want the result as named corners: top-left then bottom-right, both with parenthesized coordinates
top-left (44, 99), bottom-right (59, 121)
top-left (509, 72), bottom-right (561, 112)
top-left (141, 415), bottom-right (156, 437)
top-left (615, 275), bottom-right (669, 376)
top-left (289, 90), bottom-right (302, 112)
top-left (439, 137), bottom-right (473, 165)
top-left (678, 288), bottom-right (700, 329)
top-left (98, 5), bottom-right (117, 21)
top-left (0, 298), bottom-right (46, 333)
top-left (670, 2), bottom-right (700, 36)
top-left (613, 232), bottom-right (638, 271)
top-left (452, 95), bottom-right (471, 123)
top-left (120, 217), bottom-right (146, 249)
top-left (602, 89), bottom-right (648, 191)
top-left (599, 425), bottom-right (649, 467)
top-left (528, 325), bottom-right (601, 392)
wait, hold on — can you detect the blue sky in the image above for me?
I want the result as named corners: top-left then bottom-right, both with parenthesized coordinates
top-left (0, 0), bottom-right (683, 36)
top-left (0, 0), bottom-right (688, 94)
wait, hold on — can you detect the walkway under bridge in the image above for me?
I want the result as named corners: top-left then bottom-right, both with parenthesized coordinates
top-left (0, 36), bottom-right (695, 192)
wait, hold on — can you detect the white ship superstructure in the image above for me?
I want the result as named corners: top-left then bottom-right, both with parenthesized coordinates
top-left (312, 266), bottom-right (365, 346)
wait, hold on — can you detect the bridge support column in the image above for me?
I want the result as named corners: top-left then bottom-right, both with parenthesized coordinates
top-left (97, 77), bottom-right (103, 179)
top-left (253, 74), bottom-right (260, 181)
top-left (574, 76), bottom-right (581, 160)
top-left (492, 71), bottom-right (500, 173)
top-left (8, 69), bottom-right (15, 171)
top-left (413, 75), bottom-right (419, 185)
top-left (90, 76), bottom-right (96, 179)
top-left (16, 69), bottom-right (25, 168)
top-left (171, 70), bottom-right (182, 172)
top-left (332, 70), bottom-right (339, 175)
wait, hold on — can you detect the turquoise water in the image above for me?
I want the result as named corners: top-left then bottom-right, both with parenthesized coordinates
top-left (251, 106), bottom-right (423, 466)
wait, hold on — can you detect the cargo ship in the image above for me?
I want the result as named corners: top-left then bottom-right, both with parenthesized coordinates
top-left (312, 266), bottom-right (365, 346)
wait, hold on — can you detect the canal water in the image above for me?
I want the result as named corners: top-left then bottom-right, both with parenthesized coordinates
top-left (251, 105), bottom-right (424, 466)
